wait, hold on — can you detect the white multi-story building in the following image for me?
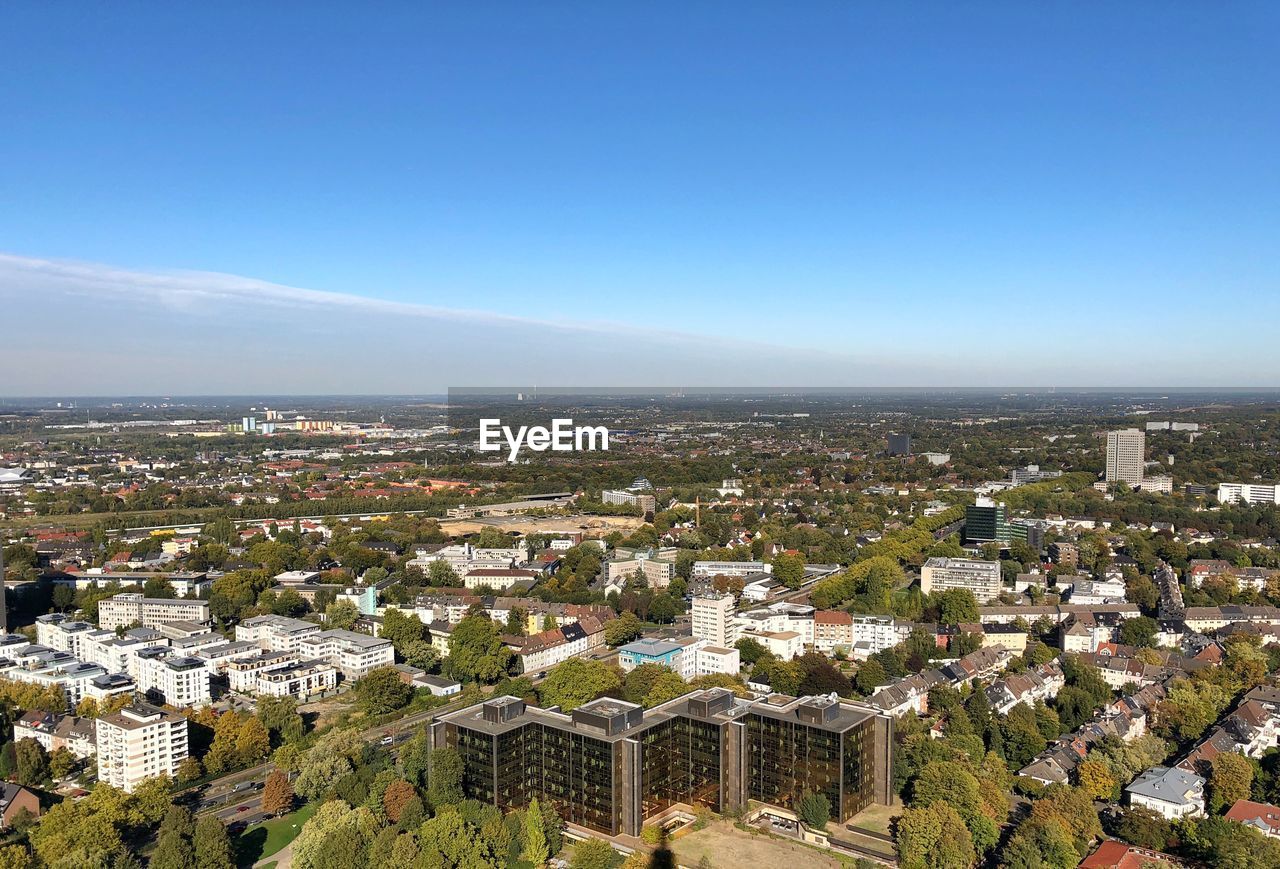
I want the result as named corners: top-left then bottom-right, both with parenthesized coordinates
top-left (920, 557), bottom-right (1002, 603)
top-left (227, 652), bottom-right (297, 693)
top-left (13, 711), bottom-right (97, 759)
top-left (462, 568), bottom-right (540, 591)
top-left (694, 645), bottom-right (740, 677)
top-left (1217, 483), bottom-right (1280, 506)
top-left (0, 651), bottom-right (108, 706)
top-left (738, 629), bottom-right (803, 661)
top-left (691, 561), bottom-right (770, 579)
top-left (253, 659), bottom-right (338, 700)
top-left (1064, 578), bottom-right (1128, 606)
top-left (236, 614), bottom-right (322, 653)
top-left (849, 614), bottom-right (913, 660)
top-left (735, 602), bottom-right (815, 648)
top-left (96, 703), bottom-right (189, 792)
top-left (35, 615), bottom-right (96, 656)
top-left (98, 594), bottom-right (211, 631)
top-left (1106, 429), bottom-right (1146, 487)
top-left (195, 641), bottom-right (262, 674)
top-left (1138, 475), bottom-right (1173, 495)
top-left (296, 630), bottom-right (394, 679)
top-left (692, 595), bottom-right (737, 648)
top-left (134, 649), bottom-right (212, 707)
top-left (1126, 766), bottom-right (1206, 820)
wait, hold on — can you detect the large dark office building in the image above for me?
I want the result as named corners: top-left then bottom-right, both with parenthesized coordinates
top-left (431, 688), bottom-right (893, 837)
top-left (886, 433), bottom-right (912, 456)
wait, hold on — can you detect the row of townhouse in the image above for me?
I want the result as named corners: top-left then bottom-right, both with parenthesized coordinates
top-left (984, 661), bottom-right (1065, 715)
top-left (1120, 686), bottom-right (1280, 821)
top-left (1186, 559), bottom-right (1280, 592)
top-left (867, 647), bottom-right (1015, 717)
top-left (507, 616), bottom-right (607, 674)
top-left (1019, 682), bottom-right (1167, 787)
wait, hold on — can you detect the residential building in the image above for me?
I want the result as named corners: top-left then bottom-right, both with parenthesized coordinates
top-left (135, 648), bottom-right (212, 707)
top-left (0, 783), bottom-right (39, 827)
top-left (849, 614), bottom-right (911, 660)
top-left (236, 614), bottom-right (322, 653)
top-left (813, 610), bottom-right (853, 653)
top-left (227, 652), bottom-right (297, 693)
top-left (692, 595), bottom-right (736, 648)
top-left (1105, 429), bottom-right (1145, 487)
top-left (920, 557), bottom-right (1002, 603)
top-left (1079, 840), bottom-right (1183, 869)
top-left (96, 703), bottom-right (189, 792)
top-left (254, 659), bottom-right (339, 700)
top-left (98, 594), bottom-right (211, 631)
top-left (1065, 577), bottom-right (1129, 606)
top-left (431, 688), bottom-right (893, 837)
top-left (1216, 483), bottom-right (1280, 506)
top-left (738, 629), bottom-right (803, 661)
top-left (12, 711), bottom-right (96, 759)
top-left (603, 554), bottom-right (677, 589)
top-left (509, 616), bottom-right (606, 674)
top-left (297, 630), bottom-right (394, 679)
top-left (601, 489), bottom-right (657, 513)
top-left (462, 568), bottom-right (540, 591)
top-left (416, 674), bottom-right (462, 697)
top-left (1126, 766), bottom-right (1206, 819)
top-left (984, 662), bottom-right (1065, 714)
top-left (1224, 799), bottom-right (1280, 839)
top-left (736, 602), bottom-right (815, 649)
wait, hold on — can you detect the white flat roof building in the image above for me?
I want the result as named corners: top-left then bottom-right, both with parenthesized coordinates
top-left (96, 703), bottom-right (189, 792)
top-left (920, 557), bottom-right (1002, 603)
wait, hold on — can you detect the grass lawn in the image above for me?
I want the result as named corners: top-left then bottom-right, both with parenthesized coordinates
top-left (846, 802), bottom-right (899, 837)
top-left (673, 820), bottom-right (851, 869)
top-left (235, 802), bottom-right (318, 867)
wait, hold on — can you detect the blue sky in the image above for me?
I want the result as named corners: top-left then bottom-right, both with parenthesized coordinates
top-left (1, 3), bottom-right (1277, 393)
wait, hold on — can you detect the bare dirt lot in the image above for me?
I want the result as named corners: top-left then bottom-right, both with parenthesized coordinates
top-left (672, 820), bottom-right (852, 869)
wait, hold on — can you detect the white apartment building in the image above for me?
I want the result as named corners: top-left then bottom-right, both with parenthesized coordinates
top-left (0, 651), bottom-right (108, 706)
top-left (920, 557), bottom-right (1002, 603)
top-left (1217, 483), bottom-right (1280, 506)
top-left (1065, 578), bottom-right (1129, 606)
top-left (602, 557), bottom-right (677, 589)
top-left (34, 615), bottom-right (96, 656)
top-left (227, 652), bottom-right (297, 693)
top-left (739, 629), bottom-right (803, 661)
top-left (1138, 475), bottom-right (1173, 495)
top-left (98, 594), bottom-right (211, 631)
top-left (850, 614), bottom-right (913, 660)
top-left (691, 560), bottom-right (770, 579)
top-left (296, 629), bottom-right (394, 679)
top-left (735, 602), bottom-right (815, 648)
top-left (195, 641), bottom-right (262, 674)
top-left (692, 595), bottom-right (737, 648)
top-left (0, 634), bottom-right (32, 660)
top-left (694, 645), bottom-right (740, 677)
top-left (601, 489), bottom-right (657, 512)
top-left (1106, 429), bottom-right (1146, 487)
top-left (253, 659), bottom-right (338, 700)
top-left (96, 703), bottom-right (189, 792)
top-left (462, 568), bottom-right (540, 591)
top-left (236, 614), bottom-right (322, 653)
top-left (134, 649), bottom-right (212, 707)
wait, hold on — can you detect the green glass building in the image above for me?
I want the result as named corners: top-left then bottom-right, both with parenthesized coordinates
top-left (432, 688), bottom-right (893, 837)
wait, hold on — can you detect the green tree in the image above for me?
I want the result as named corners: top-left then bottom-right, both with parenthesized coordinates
top-left (428, 746), bottom-right (465, 808)
top-left (522, 796), bottom-right (550, 865)
top-left (13, 739), bottom-right (48, 787)
top-left (771, 552), bottom-right (805, 590)
top-left (193, 815), bottom-right (234, 869)
top-left (896, 802), bottom-right (975, 869)
top-left (448, 613), bottom-right (514, 682)
top-left (797, 791), bottom-right (831, 830)
top-left (325, 599), bottom-right (360, 630)
top-left (1209, 752), bottom-right (1253, 813)
top-left (604, 612), bottom-right (643, 647)
top-left (538, 658), bottom-right (622, 711)
top-left (569, 837), bottom-right (617, 869)
top-left (937, 588), bottom-right (979, 624)
top-left (354, 666), bottom-right (413, 714)
top-left (1118, 616), bottom-right (1158, 648)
